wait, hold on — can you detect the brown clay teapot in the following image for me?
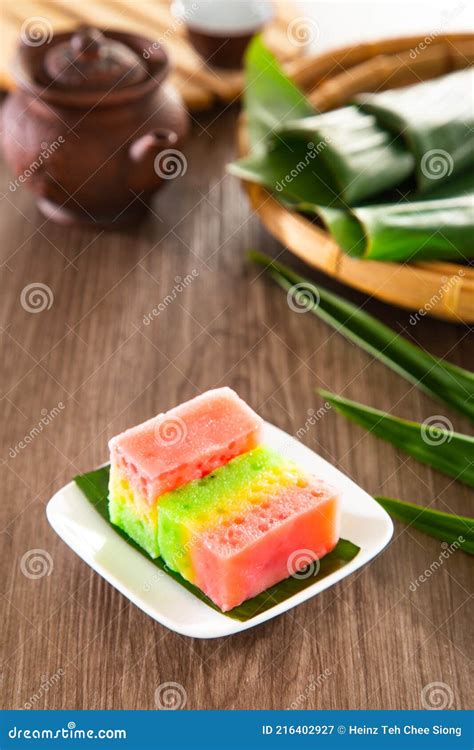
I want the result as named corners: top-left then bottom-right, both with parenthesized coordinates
top-left (2, 26), bottom-right (189, 227)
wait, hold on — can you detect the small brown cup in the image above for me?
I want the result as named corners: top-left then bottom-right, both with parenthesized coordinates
top-left (173, 0), bottom-right (273, 69)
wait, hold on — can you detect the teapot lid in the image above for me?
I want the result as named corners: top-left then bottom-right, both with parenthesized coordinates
top-left (44, 26), bottom-right (147, 90)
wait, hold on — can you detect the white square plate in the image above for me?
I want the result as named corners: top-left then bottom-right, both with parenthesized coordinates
top-left (46, 422), bottom-right (393, 638)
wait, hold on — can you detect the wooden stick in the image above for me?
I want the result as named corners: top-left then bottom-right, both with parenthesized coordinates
top-left (446, 38), bottom-right (474, 68)
top-left (309, 44), bottom-right (454, 109)
top-left (287, 33), bottom-right (473, 89)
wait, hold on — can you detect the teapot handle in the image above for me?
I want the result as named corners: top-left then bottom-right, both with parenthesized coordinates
top-left (129, 129), bottom-right (179, 190)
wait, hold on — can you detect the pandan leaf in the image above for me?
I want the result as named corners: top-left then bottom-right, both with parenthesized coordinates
top-left (319, 390), bottom-right (474, 488)
top-left (74, 466), bottom-right (360, 622)
top-left (249, 251), bottom-right (474, 422)
top-left (375, 496), bottom-right (474, 554)
top-left (356, 68), bottom-right (474, 193)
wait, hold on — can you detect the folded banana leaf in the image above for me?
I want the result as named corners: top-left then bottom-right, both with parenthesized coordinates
top-left (232, 136), bottom-right (474, 263)
top-left (375, 497), bottom-right (474, 554)
top-left (277, 106), bottom-right (415, 205)
top-left (317, 174), bottom-right (474, 261)
top-left (249, 251), bottom-right (474, 422)
top-left (230, 40), bottom-right (474, 262)
top-left (351, 193), bottom-right (473, 261)
top-left (243, 35), bottom-right (315, 152)
top-left (356, 68), bottom-right (474, 193)
top-left (320, 390), bottom-right (474, 488)
top-left (229, 139), bottom-right (347, 208)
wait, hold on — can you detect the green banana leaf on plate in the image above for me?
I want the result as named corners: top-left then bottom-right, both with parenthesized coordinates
top-left (74, 465), bottom-right (360, 622)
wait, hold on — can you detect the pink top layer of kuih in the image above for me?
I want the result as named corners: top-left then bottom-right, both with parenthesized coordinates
top-left (109, 387), bottom-right (262, 503)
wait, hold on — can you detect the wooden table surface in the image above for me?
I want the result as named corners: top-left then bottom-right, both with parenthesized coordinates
top-left (1, 105), bottom-right (472, 712)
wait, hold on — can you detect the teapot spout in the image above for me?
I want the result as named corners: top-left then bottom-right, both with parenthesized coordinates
top-left (129, 129), bottom-right (179, 191)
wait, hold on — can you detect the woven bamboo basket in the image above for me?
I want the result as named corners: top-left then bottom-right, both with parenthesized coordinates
top-left (238, 33), bottom-right (474, 323)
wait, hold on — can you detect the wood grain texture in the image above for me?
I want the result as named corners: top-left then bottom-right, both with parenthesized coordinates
top-left (0, 107), bottom-right (472, 711)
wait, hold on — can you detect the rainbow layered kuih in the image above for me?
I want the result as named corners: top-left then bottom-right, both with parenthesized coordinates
top-left (108, 388), bottom-right (341, 611)
top-left (108, 388), bottom-right (262, 558)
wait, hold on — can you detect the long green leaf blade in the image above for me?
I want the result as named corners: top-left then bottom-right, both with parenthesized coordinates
top-left (243, 36), bottom-right (315, 151)
top-left (74, 466), bottom-right (360, 622)
top-left (319, 390), bottom-right (474, 487)
top-left (375, 496), bottom-right (474, 554)
top-left (249, 251), bottom-right (474, 421)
